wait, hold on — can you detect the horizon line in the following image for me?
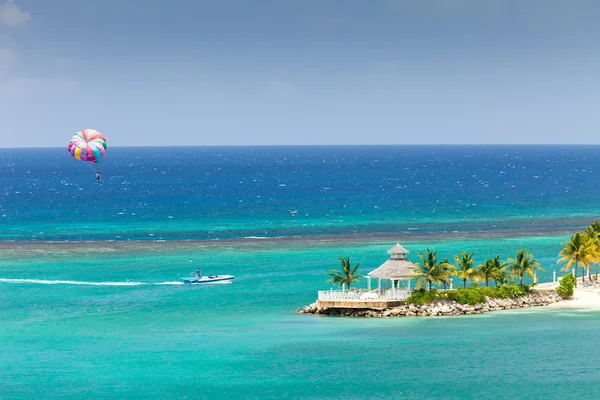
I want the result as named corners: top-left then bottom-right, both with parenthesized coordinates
top-left (2, 143), bottom-right (600, 150)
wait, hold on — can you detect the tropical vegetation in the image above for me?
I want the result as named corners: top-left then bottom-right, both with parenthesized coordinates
top-left (454, 251), bottom-right (477, 288)
top-left (324, 220), bottom-right (600, 303)
top-left (477, 255), bottom-right (507, 287)
top-left (328, 245), bottom-right (546, 294)
top-left (326, 256), bottom-right (362, 289)
top-left (406, 285), bottom-right (533, 306)
top-left (409, 247), bottom-right (541, 292)
top-left (559, 220), bottom-right (600, 286)
top-left (507, 249), bottom-right (543, 286)
top-left (556, 273), bottom-right (575, 299)
top-left (413, 249), bottom-right (453, 291)
top-left (404, 248), bottom-right (540, 306)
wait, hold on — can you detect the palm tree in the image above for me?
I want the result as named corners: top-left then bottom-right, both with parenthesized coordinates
top-left (413, 249), bottom-right (454, 291)
top-left (477, 255), bottom-right (507, 287)
top-left (586, 223), bottom-right (600, 280)
top-left (495, 266), bottom-right (511, 287)
top-left (326, 257), bottom-right (362, 290)
top-left (508, 249), bottom-right (543, 286)
top-left (558, 232), bottom-right (589, 287)
top-left (454, 250), bottom-right (477, 288)
top-left (439, 258), bottom-right (456, 289)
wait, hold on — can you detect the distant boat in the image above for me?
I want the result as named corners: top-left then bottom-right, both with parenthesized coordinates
top-left (181, 274), bottom-right (235, 284)
top-left (288, 209), bottom-right (298, 215)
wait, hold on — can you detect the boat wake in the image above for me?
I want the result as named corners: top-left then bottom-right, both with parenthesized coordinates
top-left (0, 278), bottom-right (184, 286)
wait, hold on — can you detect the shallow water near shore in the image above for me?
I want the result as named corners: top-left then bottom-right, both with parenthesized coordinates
top-left (2, 236), bottom-right (599, 399)
top-left (2, 146), bottom-right (600, 398)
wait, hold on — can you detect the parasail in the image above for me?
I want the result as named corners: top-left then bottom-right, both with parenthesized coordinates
top-left (68, 129), bottom-right (107, 166)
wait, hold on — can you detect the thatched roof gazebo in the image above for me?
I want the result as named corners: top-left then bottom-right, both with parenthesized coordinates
top-left (366, 243), bottom-right (417, 291)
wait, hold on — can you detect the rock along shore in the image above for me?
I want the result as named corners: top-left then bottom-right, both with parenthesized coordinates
top-left (296, 291), bottom-right (562, 318)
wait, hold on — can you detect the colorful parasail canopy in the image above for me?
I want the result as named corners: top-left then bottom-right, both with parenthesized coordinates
top-left (68, 129), bottom-right (107, 164)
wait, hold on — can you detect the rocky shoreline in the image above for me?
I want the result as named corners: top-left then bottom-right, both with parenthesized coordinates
top-left (297, 291), bottom-right (562, 317)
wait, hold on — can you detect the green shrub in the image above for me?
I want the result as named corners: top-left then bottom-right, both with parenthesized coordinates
top-left (493, 285), bottom-right (529, 299)
top-left (556, 274), bottom-right (575, 299)
top-left (442, 285), bottom-right (532, 305)
top-left (479, 287), bottom-right (496, 299)
top-left (406, 289), bottom-right (439, 305)
top-left (407, 284), bottom-right (536, 306)
top-left (446, 288), bottom-right (486, 305)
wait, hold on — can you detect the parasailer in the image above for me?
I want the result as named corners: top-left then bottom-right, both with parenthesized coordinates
top-left (67, 129), bottom-right (107, 181)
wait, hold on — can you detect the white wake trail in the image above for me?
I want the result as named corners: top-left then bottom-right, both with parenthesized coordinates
top-left (0, 278), bottom-right (145, 286)
top-left (0, 279), bottom-right (185, 286)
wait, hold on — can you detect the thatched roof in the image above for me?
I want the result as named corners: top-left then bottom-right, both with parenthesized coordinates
top-left (387, 243), bottom-right (409, 256)
top-left (368, 258), bottom-right (417, 279)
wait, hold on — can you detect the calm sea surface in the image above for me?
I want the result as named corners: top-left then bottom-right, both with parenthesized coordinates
top-left (1, 146), bottom-right (599, 399)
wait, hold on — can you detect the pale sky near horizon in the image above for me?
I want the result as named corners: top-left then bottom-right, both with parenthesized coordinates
top-left (1, 0), bottom-right (599, 147)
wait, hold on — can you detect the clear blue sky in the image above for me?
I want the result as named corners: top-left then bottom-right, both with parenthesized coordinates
top-left (1, 0), bottom-right (599, 147)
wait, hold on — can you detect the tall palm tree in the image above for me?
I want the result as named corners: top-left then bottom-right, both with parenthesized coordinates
top-left (477, 255), bottom-right (507, 287)
top-left (508, 249), bottom-right (543, 286)
top-left (558, 232), bottom-right (589, 287)
top-left (326, 257), bottom-right (362, 290)
top-left (439, 257), bottom-right (456, 289)
top-left (586, 223), bottom-right (600, 280)
top-left (495, 265), bottom-right (511, 287)
top-left (413, 249), bottom-right (454, 291)
top-left (413, 249), bottom-right (439, 291)
top-left (454, 250), bottom-right (477, 288)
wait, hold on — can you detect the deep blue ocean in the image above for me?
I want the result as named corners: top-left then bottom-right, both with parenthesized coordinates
top-left (1, 146), bottom-right (600, 399)
top-left (1, 145), bottom-right (599, 241)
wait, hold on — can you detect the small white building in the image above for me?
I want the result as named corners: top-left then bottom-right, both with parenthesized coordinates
top-left (366, 243), bottom-right (417, 292)
top-left (317, 242), bottom-right (418, 306)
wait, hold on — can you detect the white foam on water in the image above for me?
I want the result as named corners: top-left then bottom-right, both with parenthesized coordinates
top-left (0, 279), bottom-right (213, 286)
top-left (0, 278), bottom-right (145, 286)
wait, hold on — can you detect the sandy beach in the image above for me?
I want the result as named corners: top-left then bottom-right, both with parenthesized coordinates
top-left (544, 288), bottom-right (600, 309)
top-left (536, 278), bottom-right (600, 309)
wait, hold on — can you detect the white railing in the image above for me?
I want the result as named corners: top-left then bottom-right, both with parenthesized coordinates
top-left (318, 289), bottom-right (412, 302)
top-left (385, 289), bottom-right (412, 301)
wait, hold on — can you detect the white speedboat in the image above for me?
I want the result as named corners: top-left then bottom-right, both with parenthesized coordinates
top-left (181, 274), bottom-right (235, 284)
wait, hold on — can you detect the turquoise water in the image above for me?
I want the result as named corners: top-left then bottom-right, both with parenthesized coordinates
top-left (2, 146), bottom-right (600, 398)
top-left (1, 236), bottom-right (598, 399)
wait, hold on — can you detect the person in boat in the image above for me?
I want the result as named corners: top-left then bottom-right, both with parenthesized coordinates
top-left (96, 172), bottom-right (102, 182)
top-left (196, 268), bottom-right (201, 278)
